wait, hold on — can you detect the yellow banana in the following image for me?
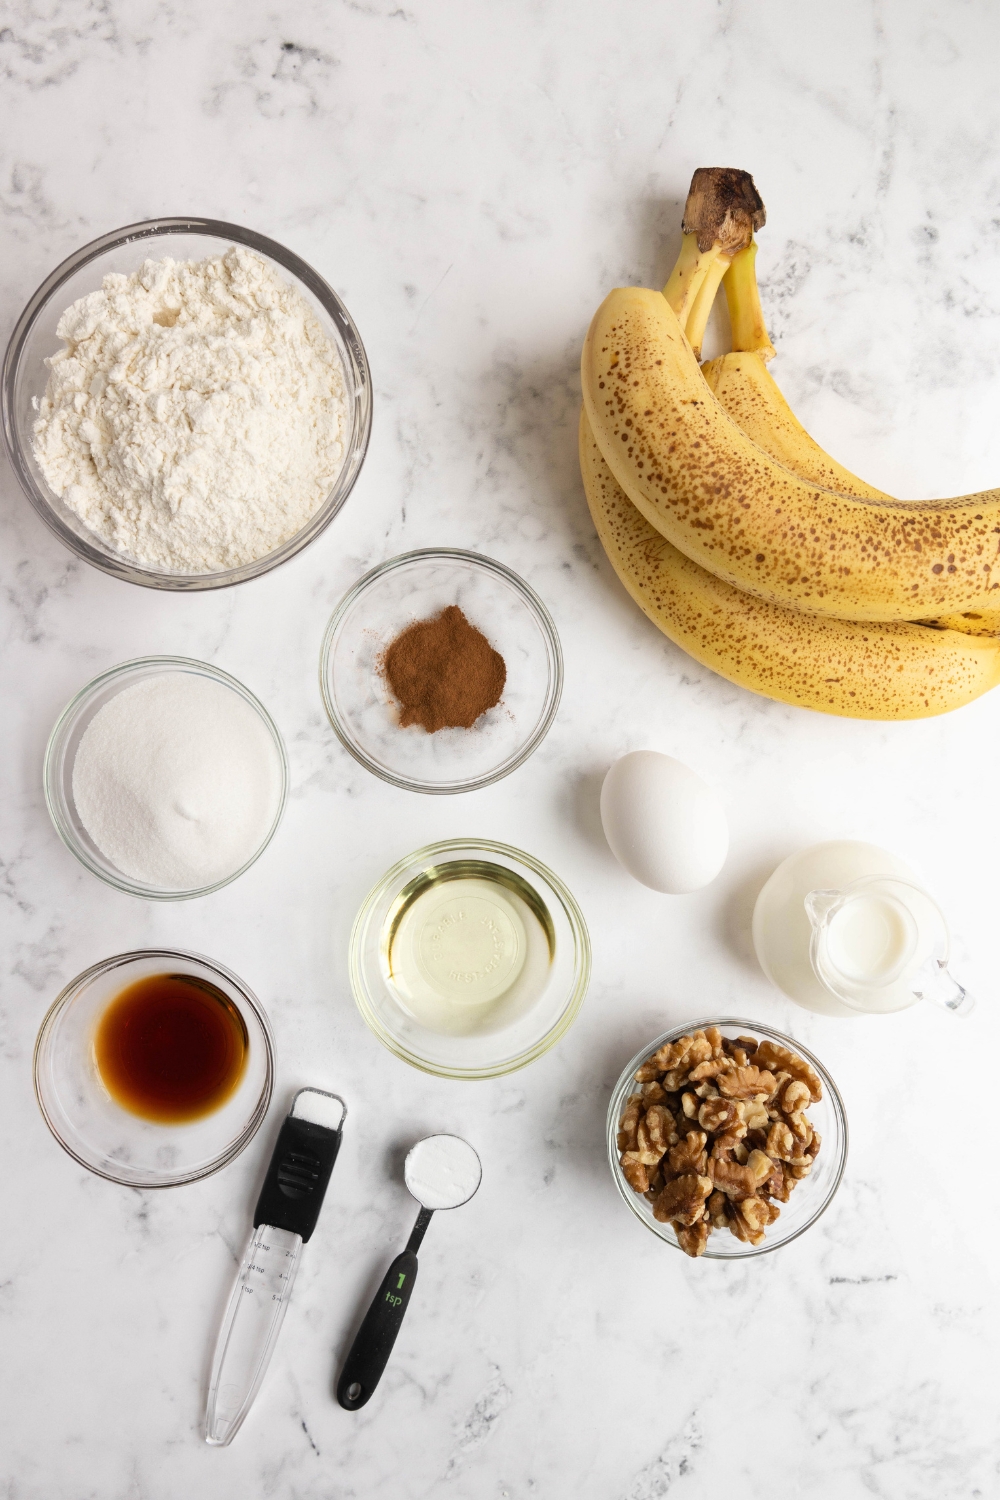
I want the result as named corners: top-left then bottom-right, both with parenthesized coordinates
top-left (702, 243), bottom-right (1000, 636)
top-left (581, 279), bottom-right (1000, 623)
top-left (580, 409), bottom-right (1000, 719)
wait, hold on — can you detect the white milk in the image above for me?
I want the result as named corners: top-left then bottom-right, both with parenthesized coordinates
top-left (752, 841), bottom-right (922, 1016)
top-left (824, 892), bottom-right (916, 985)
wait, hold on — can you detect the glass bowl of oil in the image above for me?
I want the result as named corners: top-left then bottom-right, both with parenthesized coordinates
top-left (350, 838), bottom-right (591, 1078)
top-left (33, 949), bottom-right (274, 1187)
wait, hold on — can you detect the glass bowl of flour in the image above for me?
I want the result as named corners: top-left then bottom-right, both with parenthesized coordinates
top-left (44, 657), bottom-right (288, 899)
top-left (2, 218), bottom-right (372, 590)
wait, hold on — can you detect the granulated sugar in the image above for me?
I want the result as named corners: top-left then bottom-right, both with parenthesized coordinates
top-left (33, 246), bottom-right (348, 574)
top-left (72, 672), bottom-right (284, 889)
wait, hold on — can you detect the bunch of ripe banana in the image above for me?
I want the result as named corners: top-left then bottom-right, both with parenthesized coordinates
top-left (579, 167), bottom-right (1000, 718)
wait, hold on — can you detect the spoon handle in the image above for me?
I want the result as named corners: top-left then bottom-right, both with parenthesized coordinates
top-left (336, 1249), bottom-right (419, 1409)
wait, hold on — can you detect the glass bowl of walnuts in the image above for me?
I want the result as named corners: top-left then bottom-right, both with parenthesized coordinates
top-left (607, 1018), bottom-right (848, 1258)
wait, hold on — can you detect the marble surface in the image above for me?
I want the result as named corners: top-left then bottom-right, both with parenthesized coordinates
top-left (2, 1), bottom-right (998, 1495)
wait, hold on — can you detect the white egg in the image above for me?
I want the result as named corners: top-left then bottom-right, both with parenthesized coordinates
top-left (600, 751), bottom-right (728, 894)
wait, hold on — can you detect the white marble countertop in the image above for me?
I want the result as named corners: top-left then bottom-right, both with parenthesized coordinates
top-left (2, 1), bottom-right (998, 1495)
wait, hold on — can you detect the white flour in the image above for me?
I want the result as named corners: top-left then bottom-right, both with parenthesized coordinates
top-left (32, 246), bottom-right (348, 573)
top-left (72, 672), bottom-right (284, 889)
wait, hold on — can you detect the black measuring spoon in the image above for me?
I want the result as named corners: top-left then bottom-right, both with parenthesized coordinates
top-left (336, 1133), bottom-right (482, 1410)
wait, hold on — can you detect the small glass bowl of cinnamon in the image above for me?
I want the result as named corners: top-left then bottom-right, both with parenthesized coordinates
top-left (320, 549), bottom-right (563, 794)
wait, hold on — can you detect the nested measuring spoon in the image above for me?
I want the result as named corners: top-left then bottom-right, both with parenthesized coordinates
top-left (336, 1134), bottom-right (482, 1410)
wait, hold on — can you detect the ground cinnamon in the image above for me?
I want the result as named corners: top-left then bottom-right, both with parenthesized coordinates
top-left (382, 605), bottom-right (506, 732)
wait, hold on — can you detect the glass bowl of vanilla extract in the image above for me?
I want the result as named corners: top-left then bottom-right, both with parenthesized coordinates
top-left (34, 950), bottom-right (274, 1187)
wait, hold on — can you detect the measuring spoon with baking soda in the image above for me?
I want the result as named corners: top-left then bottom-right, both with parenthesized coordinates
top-left (336, 1134), bottom-right (482, 1409)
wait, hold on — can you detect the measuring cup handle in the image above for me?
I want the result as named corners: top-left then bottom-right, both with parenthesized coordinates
top-left (914, 959), bottom-right (976, 1018)
top-left (337, 1250), bottom-right (419, 1410)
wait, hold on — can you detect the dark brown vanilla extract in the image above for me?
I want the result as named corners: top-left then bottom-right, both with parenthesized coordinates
top-left (94, 972), bottom-right (248, 1123)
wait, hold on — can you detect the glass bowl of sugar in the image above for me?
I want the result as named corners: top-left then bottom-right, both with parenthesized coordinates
top-left (2, 217), bottom-right (372, 590)
top-left (44, 656), bottom-right (288, 900)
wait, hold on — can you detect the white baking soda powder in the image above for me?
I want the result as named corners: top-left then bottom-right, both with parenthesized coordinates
top-left (72, 672), bottom-right (283, 889)
top-left (404, 1135), bottom-right (482, 1210)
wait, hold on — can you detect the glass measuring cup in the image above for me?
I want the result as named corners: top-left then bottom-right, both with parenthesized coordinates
top-left (804, 875), bottom-right (974, 1017)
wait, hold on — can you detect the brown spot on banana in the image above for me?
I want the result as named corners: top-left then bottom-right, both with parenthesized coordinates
top-left (581, 286), bottom-right (1000, 622)
top-left (580, 409), bottom-right (1000, 719)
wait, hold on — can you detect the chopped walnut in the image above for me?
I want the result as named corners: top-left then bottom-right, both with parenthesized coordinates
top-left (685, 1031), bottom-right (714, 1068)
top-left (675, 1220), bottom-right (710, 1257)
top-left (698, 1096), bottom-right (739, 1134)
top-left (668, 1130), bottom-right (708, 1175)
top-left (709, 1149), bottom-right (772, 1199)
top-left (634, 1059), bottom-right (662, 1083)
top-left (781, 1078), bottom-right (811, 1115)
top-left (753, 1040), bottom-right (822, 1102)
top-left (766, 1070), bottom-right (791, 1104)
top-left (710, 1132), bottom-right (743, 1161)
top-left (706, 1189), bottom-right (729, 1228)
top-left (765, 1120), bottom-right (796, 1161)
top-left (619, 1028), bottom-right (825, 1255)
top-left (728, 1212), bottom-right (766, 1247)
top-left (765, 1160), bottom-right (793, 1203)
top-left (717, 1066), bottom-right (777, 1100)
top-left (737, 1098), bottom-right (769, 1132)
top-left (617, 1096), bottom-right (642, 1152)
top-left (735, 1196), bottom-right (771, 1233)
top-left (652, 1172), bottom-right (713, 1226)
top-left (687, 1059), bottom-right (733, 1082)
top-left (636, 1115), bottom-right (664, 1166)
top-left (662, 1066), bottom-right (690, 1091)
top-left (675, 1219), bottom-right (710, 1257)
top-left (620, 1152), bottom-right (649, 1193)
top-left (645, 1103), bottom-right (673, 1153)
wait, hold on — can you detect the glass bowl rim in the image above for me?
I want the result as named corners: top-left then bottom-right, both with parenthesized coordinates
top-left (350, 836), bottom-right (591, 1078)
top-left (319, 547), bottom-right (564, 794)
top-left (43, 654), bottom-right (289, 900)
top-left (606, 1015), bottom-right (849, 1259)
top-left (33, 946), bottom-right (275, 1188)
top-left (1, 215), bottom-right (372, 591)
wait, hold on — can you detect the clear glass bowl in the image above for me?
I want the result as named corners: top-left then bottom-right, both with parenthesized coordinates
top-left (607, 1018), bottom-right (848, 1258)
top-left (350, 838), bottom-right (591, 1078)
top-left (320, 550), bottom-right (563, 794)
top-left (1, 217), bottom-right (372, 589)
top-left (34, 949), bottom-right (275, 1187)
top-left (44, 656), bottom-right (288, 900)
